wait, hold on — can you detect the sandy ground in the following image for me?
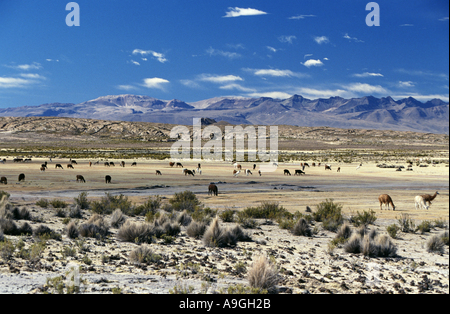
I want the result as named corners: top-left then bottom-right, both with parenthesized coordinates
top-left (0, 158), bottom-right (448, 294)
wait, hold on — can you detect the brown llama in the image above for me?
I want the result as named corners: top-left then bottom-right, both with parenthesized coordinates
top-left (155, 170), bottom-right (162, 175)
top-left (18, 174), bottom-right (25, 182)
top-left (325, 165), bottom-right (332, 171)
top-left (378, 194), bottom-right (395, 211)
top-left (121, 161), bottom-right (126, 167)
top-left (76, 175), bottom-right (86, 183)
top-left (40, 166), bottom-right (46, 172)
top-left (67, 164), bottom-right (74, 169)
top-left (105, 175), bottom-right (112, 184)
top-left (184, 169), bottom-right (195, 176)
top-left (337, 167), bottom-right (341, 173)
top-left (0, 177), bottom-right (7, 185)
top-left (420, 191), bottom-right (439, 206)
top-left (89, 162), bottom-right (92, 167)
top-left (169, 162), bottom-right (175, 167)
top-left (208, 184), bottom-right (218, 196)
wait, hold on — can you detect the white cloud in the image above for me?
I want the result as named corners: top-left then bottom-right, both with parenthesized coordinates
top-left (246, 68), bottom-right (307, 78)
top-left (278, 35), bottom-right (297, 44)
top-left (343, 33), bottom-right (364, 43)
top-left (247, 91), bottom-right (293, 99)
top-left (141, 77), bottom-right (170, 90)
top-left (266, 46), bottom-right (277, 53)
top-left (206, 47), bottom-right (241, 59)
top-left (288, 14), bottom-right (316, 20)
top-left (220, 84), bottom-right (256, 93)
top-left (20, 73), bottom-right (45, 79)
top-left (5, 62), bottom-right (42, 71)
top-left (116, 85), bottom-right (138, 91)
top-left (352, 72), bottom-right (384, 78)
top-left (344, 83), bottom-right (388, 94)
top-left (132, 49), bottom-right (168, 63)
top-left (0, 77), bottom-right (35, 88)
top-left (199, 74), bottom-right (243, 83)
top-left (314, 36), bottom-right (329, 44)
top-left (400, 24), bottom-right (414, 27)
top-left (130, 60), bottom-right (140, 66)
top-left (439, 17), bottom-right (449, 22)
top-left (224, 7), bottom-right (268, 18)
top-left (302, 59), bottom-right (324, 68)
top-left (180, 79), bottom-right (202, 89)
top-left (398, 81), bottom-right (415, 87)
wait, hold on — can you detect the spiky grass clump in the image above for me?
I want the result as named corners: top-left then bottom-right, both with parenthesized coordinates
top-left (186, 220), bottom-right (207, 239)
top-left (344, 233), bottom-right (397, 257)
top-left (66, 221), bottom-right (79, 239)
top-left (129, 245), bottom-right (162, 265)
top-left (117, 221), bottom-right (155, 244)
top-left (292, 218), bottom-right (312, 237)
top-left (247, 255), bottom-right (280, 292)
top-left (426, 235), bottom-right (445, 254)
top-left (110, 209), bottom-right (127, 228)
top-left (202, 217), bottom-right (228, 247)
top-left (78, 214), bottom-right (109, 239)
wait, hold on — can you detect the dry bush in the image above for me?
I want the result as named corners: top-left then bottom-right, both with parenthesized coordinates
top-left (202, 217), bottom-right (227, 247)
top-left (79, 215), bottom-right (109, 239)
top-left (247, 255), bottom-right (280, 292)
top-left (344, 233), bottom-right (362, 254)
top-left (129, 245), bottom-right (162, 264)
top-left (186, 220), bottom-right (207, 239)
top-left (344, 233), bottom-right (397, 257)
top-left (292, 218), bottom-right (312, 237)
top-left (66, 221), bottom-right (79, 239)
top-left (176, 210), bottom-right (192, 226)
top-left (336, 222), bottom-right (353, 240)
top-left (117, 221), bottom-right (154, 244)
top-left (110, 209), bottom-right (127, 228)
top-left (426, 235), bottom-right (445, 254)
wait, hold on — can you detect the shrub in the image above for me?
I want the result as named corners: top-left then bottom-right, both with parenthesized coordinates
top-left (50, 199), bottom-right (68, 209)
top-left (74, 192), bottom-right (90, 210)
top-left (219, 208), bottom-right (235, 222)
top-left (110, 209), bottom-right (126, 228)
top-left (241, 202), bottom-right (290, 221)
top-left (416, 220), bottom-right (433, 234)
top-left (426, 235), bottom-right (445, 254)
top-left (376, 235), bottom-right (397, 257)
top-left (117, 221), bottom-right (154, 244)
top-left (397, 214), bottom-right (415, 233)
top-left (169, 191), bottom-right (201, 212)
top-left (202, 217), bottom-right (227, 247)
top-left (386, 224), bottom-right (401, 239)
top-left (186, 220), bottom-right (207, 239)
top-left (313, 199), bottom-right (343, 232)
top-left (344, 233), bottom-right (397, 257)
top-left (0, 218), bottom-right (18, 235)
top-left (33, 225), bottom-right (62, 241)
top-left (336, 222), bottom-right (353, 240)
top-left (247, 255), bottom-right (280, 292)
top-left (35, 199), bottom-right (49, 208)
top-left (0, 238), bottom-right (15, 260)
top-left (352, 210), bottom-right (377, 227)
top-left (236, 211), bottom-right (259, 229)
top-left (78, 215), bottom-right (109, 239)
top-left (133, 195), bottom-right (162, 216)
top-left (11, 207), bottom-right (31, 221)
top-left (344, 233), bottom-right (362, 254)
top-left (176, 210), bottom-right (192, 227)
top-left (66, 221), bottom-right (79, 239)
top-left (292, 218), bottom-right (312, 237)
top-left (227, 225), bottom-right (252, 243)
top-left (68, 204), bottom-right (83, 219)
top-left (91, 193), bottom-right (133, 215)
top-left (441, 231), bottom-right (449, 246)
top-left (129, 245), bottom-right (162, 264)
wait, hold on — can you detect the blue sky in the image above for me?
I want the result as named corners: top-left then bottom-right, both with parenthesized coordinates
top-left (0, 0), bottom-right (448, 108)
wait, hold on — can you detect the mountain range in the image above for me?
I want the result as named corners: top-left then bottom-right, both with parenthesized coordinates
top-left (0, 94), bottom-right (448, 134)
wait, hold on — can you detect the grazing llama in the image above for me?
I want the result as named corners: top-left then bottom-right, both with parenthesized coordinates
top-left (0, 177), bottom-right (7, 185)
top-left (18, 173), bottom-right (25, 182)
top-left (245, 169), bottom-right (253, 176)
top-left (284, 169), bottom-right (291, 176)
top-left (414, 195), bottom-right (429, 210)
top-left (155, 170), bottom-right (162, 175)
top-left (208, 184), bottom-right (218, 196)
top-left (325, 165), bottom-right (332, 171)
top-left (55, 164), bottom-right (64, 169)
top-left (105, 175), bottom-right (112, 184)
top-left (378, 194), bottom-right (395, 211)
top-left (169, 162), bottom-right (175, 167)
top-left (76, 175), bottom-right (86, 183)
top-left (294, 170), bottom-right (305, 176)
top-left (421, 191), bottom-right (439, 207)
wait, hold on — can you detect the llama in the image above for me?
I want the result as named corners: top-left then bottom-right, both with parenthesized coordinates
top-left (176, 162), bottom-right (183, 168)
top-left (71, 160), bottom-right (78, 165)
top-left (131, 162), bottom-right (137, 167)
top-left (110, 162), bottom-right (115, 167)
top-left (0, 177), bottom-right (7, 185)
top-left (245, 169), bottom-right (253, 176)
top-left (258, 170), bottom-right (262, 176)
top-left (284, 169), bottom-right (291, 176)
top-left (89, 162), bottom-right (92, 167)
top-left (421, 191), bottom-right (439, 207)
top-left (121, 161), bottom-right (126, 167)
top-left (105, 175), bottom-right (112, 184)
top-left (169, 162), bottom-right (175, 167)
top-left (208, 184), bottom-right (218, 196)
top-left (325, 165), bottom-right (332, 171)
top-left (233, 170), bottom-right (241, 177)
top-left (18, 173), bottom-right (25, 182)
top-left (337, 167), bottom-right (341, 173)
top-left (414, 195), bottom-right (429, 210)
top-left (67, 164), bottom-right (74, 169)
top-left (196, 167), bottom-right (202, 175)
top-left (378, 194), bottom-right (395, 211)
top-left (104, 162), bottom-right (110, 167)
top-left (156, 170), bottom-right (162, 175)
top-left (55, 164), bottom-right (64, 169)
top-left (40, 166), bottom-right (46, 172)
top-left (76, 175), bottom-right (86, 183)
top-left (294, 170), bottom-right (305, 176)
top-left (253, 164), bottom-right (257, 170)
top-left (184, 169), bottom-right (195, 176)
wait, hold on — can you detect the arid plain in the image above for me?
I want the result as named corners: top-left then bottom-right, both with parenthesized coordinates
top-left (0, 117), bottom-right (448, 294)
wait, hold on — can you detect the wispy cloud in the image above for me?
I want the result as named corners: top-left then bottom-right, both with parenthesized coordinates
top-left (343, 33), bottom-right (364, 43)
top-left (224, 7), bottom-right (268, 18)
top-left (206, 47), bottom-right (241, 59)
top-left (0, 75), bottom-right (45, 89)
top-left (4, 62), bottom-right (43, 71)
top-left (398, 81), bottom-right (415, 87)
top-left (245, 68), bottom-right (308, 78)
top-left (132, 49), bottom-right (168, 63)
top-left (314, 36), bottom-right (329, 44)
top-left (116, 85), bottom-right (138, 91)
top-left (288, 14), bottom-right (316, 20)
top-left (278, 35), bottom-right (297, 44)
top-left (220, 84), bottom-right (256, 93)
top-left (344, 83), bottom-right (388, 94)
top-left (129, 60), bottom-right (140, 66)
top-left (141, 77), bottom-right (170, 90)
top-left (352, 72), bottom-right (384, 78)
top-left (199, 74), bottom-right (243, 83)
top-left (266, 46), bottom-right (278, 53)
top-left (400, 24), bottom-right (414, 27)
top-left (439, 17), bottom-right (449, 22)
top-left (302, 59), bottom-right (324, 68)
